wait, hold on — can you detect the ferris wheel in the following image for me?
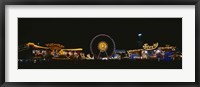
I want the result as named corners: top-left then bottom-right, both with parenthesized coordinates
top-left (90, 34), bottom-right (116, 59)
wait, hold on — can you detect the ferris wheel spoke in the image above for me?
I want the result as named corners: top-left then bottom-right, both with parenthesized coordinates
top-left (105, 51), bottom-right (109, 58)
top-left (98, 52), bottom-right (101, 58)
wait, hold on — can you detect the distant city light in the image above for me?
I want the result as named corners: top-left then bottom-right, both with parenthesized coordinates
top-left (156, 50), bottom-right (161, 53)
top-left (138, 33), bottom-right (142, 37)
top-left (144, 50), bottom-right (148, 54)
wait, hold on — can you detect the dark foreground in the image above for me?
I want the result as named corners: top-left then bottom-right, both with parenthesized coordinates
top-left (18, 59), bottom-right (182, 69)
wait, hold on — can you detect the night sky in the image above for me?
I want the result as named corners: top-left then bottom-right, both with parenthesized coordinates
top-left (18, 18), bottom-right (182, 53)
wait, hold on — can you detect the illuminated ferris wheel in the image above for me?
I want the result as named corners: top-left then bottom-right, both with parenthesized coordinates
top-left (90, 34), bottom-right (116, 59)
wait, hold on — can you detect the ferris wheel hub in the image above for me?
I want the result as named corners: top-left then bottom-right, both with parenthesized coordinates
top-left (98, 41), bottom-right (108, 52)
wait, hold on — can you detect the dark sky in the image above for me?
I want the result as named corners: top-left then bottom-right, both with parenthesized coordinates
top-left (18, 18), bottom-right (182, 53)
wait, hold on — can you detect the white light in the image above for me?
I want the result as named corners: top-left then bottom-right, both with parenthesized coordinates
top-left (138, 33), bottom-right (142, 37)
top-left (156, 50), bottom-right (161, 53)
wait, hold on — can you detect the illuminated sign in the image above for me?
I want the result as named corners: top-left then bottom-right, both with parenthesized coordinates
top-left (143, 42), bottom-right (159, 50)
